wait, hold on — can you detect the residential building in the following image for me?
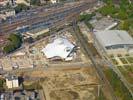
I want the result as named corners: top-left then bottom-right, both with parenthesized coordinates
top-left (5, 9), bottom-right (15, 17)
top-left (0, 9), bottom-right (15, 21)
top-left (6, 75), bottom-right (19, 88)
top-left (0, 0), bottom-right (8, 6)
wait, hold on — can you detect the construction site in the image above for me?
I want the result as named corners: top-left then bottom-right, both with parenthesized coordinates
top-left (16, 65), bottom-right (100, 100)
top-left (0, 28), bottom-right (89, 71)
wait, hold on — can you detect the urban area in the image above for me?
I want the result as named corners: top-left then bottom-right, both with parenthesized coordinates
top-left (0, 0), bottom-right (133, 100)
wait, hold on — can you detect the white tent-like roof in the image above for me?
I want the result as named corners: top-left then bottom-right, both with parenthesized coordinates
top-left (42, 37), bottom-right (75, 59)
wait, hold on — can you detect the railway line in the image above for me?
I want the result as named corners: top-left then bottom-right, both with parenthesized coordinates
top-left (0, 0), bottom-right (97, 34)
top-left (72, 20), bottom-right (117, 100)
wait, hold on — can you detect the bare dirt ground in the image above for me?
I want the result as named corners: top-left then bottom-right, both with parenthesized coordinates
top-left (21, 67), bottom-right (99, 100)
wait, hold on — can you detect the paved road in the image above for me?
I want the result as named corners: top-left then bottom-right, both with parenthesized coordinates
top-left (72, 20), bottom-right (117, 100)
top-left (4, 62), bottom-right (91, 74)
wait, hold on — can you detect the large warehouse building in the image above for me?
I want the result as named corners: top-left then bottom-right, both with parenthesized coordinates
top-left (93, 30), bottom-right (133, 55)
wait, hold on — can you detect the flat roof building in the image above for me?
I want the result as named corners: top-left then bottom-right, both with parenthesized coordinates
top-left (6, 75), bottom-right (19, 88)
top-left (50, 0), bottom-right (57, 3)
top-left (90, 17), bottom-right (118, 31)
top-left (94, 30), bottom-right (133, 55)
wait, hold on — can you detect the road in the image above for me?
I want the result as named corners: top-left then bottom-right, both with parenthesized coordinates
top-left (72, 20), bottom-right (117, 100)
top-left (4, 62), bottom-right (91, 74)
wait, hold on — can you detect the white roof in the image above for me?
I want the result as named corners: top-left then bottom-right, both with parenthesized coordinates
top-left (42, 37), bottom-right (75, 59)
top-left (94, 30), bottom-right (133, 47)
top-left (92, 17), bottom-right (117, 30)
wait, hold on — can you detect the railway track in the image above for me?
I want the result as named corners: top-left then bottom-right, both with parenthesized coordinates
top-left (72, 20), bottom-right (117, 100)
top-left (0, 0), bottom-right (97, 34)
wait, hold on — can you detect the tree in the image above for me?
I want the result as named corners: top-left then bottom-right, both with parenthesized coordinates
top-left (8, 34), bottom-right (22, 48)
top-left (103, 0), bottom-right (113, 5)
top-left (117, 10), bottom-right (128, 20)
top-left (0, 79), bottom-right (5, 90)
top-left (79, 13), bottom-right (95, 22)
top-left (14, 3), bottom-right (30, 13)
top-left (120, 20), bottom-right (129, 31)
top-left (30, 0), bottom-right (41, 6)
top-left (98, 5), bottom-right (118, 16)
top-left (3, 34), bottom-right (22, 53)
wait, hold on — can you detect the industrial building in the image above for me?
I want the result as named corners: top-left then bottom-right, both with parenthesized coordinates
top-left (24, 28), bottom-right (49, 39)
top-left (90, 17), bottom-right (118, 31)
top-left (42, 37), bottom-right (75, 61)
top-left (93, 30), bottom-right (133, 55)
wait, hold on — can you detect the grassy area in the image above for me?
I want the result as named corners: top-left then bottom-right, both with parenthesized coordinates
top-left (98, 90), bottom-right (106, 100)
top-left (104, 69), bottom-right (132, 100)
top-left (111, 59), bottom-right (118, 65)
top-left (127, 57), bottom-right (133, 63)
top-left (125, 65), bottom-right (133, 72)
top-left (119, 58), bottom-right (128, 64)
top-left (85, 21), bottom-right (93, 29)
top-left (79, 13), bottom-right (95, 30)
top-left (109, 54), bottom-right (114, 58)
top-left (118, 65), bottom-right (133, 84)
top-left (3, 33), bottom-right (22, 53)
top-left (79, 13), bottom-right (95, 22)
top-left (0, 78), bottom-right (5, 90)
top-left (23, 81), bottom-right (42, 90)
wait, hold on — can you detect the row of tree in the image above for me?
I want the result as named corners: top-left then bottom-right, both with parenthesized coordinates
top-left (79, 13), bottom-right (95, 22)
top-left (14, 3), bottom-right (30, 13)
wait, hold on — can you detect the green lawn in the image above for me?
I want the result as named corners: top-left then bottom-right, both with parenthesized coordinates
top-left (119, 58), bottom-right (128, 64)
top-left (0, 78), bottom-right (5, 90)
top-left (104, 69), bottom-right (132, 100)
top-left (24, 82), bottom-right (42, 90)
top-left (111, 59), bottom-right (118, 65)
top-left (127, 57), bottom-right (133, 63)
top-left (98, 90), bottom-right (106, 100)
top-left (118, 65), bottom-right (133, 84)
